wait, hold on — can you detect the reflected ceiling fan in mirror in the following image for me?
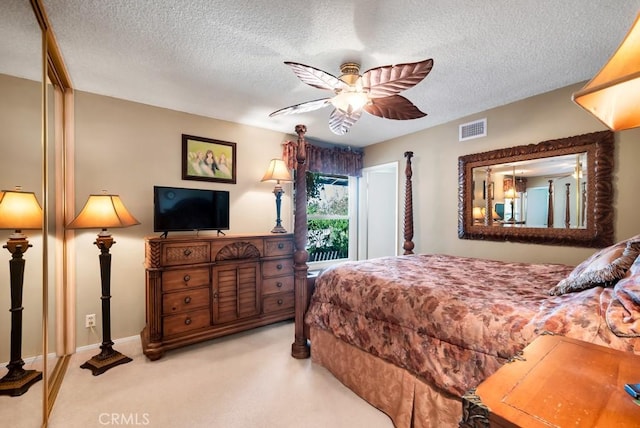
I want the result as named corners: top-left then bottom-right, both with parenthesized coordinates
top-left (270, 59), bottom-right (434, 135)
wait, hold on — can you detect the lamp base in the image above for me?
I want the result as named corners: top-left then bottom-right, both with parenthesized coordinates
top-left (80, 346), bottom-right (132, 376)
top-left (271, 224), bottom-right (288, 233)
top-left (0, 367), bottom-right (42, 397)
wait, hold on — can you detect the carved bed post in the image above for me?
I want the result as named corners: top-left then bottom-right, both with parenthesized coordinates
top-left (565, 183), bottom-right (571, 228)
top-left (581, 182), bottom-right (586, 227)
top-left (484, 167), bottom-right (493, 226)
top-left (291, 124), bottom-right (310, 359)
top-left (547, 180), bottom-right (554, 228)
top-left (403, 151), bottom-right (415, 255)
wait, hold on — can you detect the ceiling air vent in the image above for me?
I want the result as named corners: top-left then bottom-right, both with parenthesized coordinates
top-left (459, 118), bottom-right (487, 141)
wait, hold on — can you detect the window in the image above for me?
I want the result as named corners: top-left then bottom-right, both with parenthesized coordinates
top-left (305, 172), bottom-right (357, 265)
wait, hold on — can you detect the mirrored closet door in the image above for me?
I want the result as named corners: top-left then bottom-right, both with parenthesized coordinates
top-left (0, 0), bottom-right (45, 425)
top-left (0, 1), bottom-right (74, 425)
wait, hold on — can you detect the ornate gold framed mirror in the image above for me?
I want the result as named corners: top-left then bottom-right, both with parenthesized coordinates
top-left (458, 131), bottom-right (614, 247)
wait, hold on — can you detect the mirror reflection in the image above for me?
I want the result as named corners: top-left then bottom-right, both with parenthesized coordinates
top-left (45, 75), bottom-right (60, 404)
top-left (0, 0), bottom-right (43, 424)
top-left (472, 153), bottom-right (588, 228)
top-left (458, 130), bottom-right (614, 247)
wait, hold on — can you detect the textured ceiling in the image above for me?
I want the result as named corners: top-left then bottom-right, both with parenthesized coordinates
top-left (5, 1), bottom-right (640, 147)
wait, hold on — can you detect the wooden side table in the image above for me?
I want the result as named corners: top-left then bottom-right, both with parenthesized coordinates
top-left (460, 335), bottom-right (640, 427)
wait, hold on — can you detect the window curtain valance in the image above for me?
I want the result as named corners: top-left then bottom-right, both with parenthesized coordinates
top-left (282, 141), bottom-right (364, 177)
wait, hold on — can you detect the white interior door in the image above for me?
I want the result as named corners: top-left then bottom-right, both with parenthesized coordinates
top-left (358, 162), bottom-right (398, 260)
top-left (526, 187), bottom-right (548, 226)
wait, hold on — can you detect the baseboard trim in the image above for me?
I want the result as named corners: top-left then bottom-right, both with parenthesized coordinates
top-left (75, 334), bottom-right (140, 354)
top-left (1, 335), bottom-right (142, 366)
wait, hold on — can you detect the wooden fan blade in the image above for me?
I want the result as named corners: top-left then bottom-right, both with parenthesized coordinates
top-left (284, 62), bottom-right (345, 91)
top-left (362, 59), bottom-right (433, 98)
top-left (269, 98), bottom-right (332, 117)
top-left (364, 95), bottom-right (427, 120)
top-left (329, 108), bottom-right (362, 135)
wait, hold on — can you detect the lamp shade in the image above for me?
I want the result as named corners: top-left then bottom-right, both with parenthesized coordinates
top-left (0, 189), bottom-right (42, 230)
top-left (472, 206), bottom-right (484, 220)
top-left (261, 159), bottom-right (293, 183)
top-left (67, 194), bottom-right (140, 229)
top-left (572, 13), bottom-right (640, 131)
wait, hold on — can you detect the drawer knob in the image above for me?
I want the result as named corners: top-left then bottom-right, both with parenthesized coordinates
top-left (276, 282), bottom-right (283, 288)
top-left (277, 299), bottom-right (283, 305)
top-left (184, 317), bottom-right (192, 325)
top-left (278, 243), bottom-right (284, 249)
top-left (183, 274), bottom-right (191, 282)
top-left (277, 264), bottom-right (283, 270)
top-left (184, 296), bottom-right (191, 304)
top-left (184, 249), bottom-right (192, 256)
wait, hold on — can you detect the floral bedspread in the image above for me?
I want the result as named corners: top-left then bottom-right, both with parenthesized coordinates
top-left (305, 254), bottom-right (640, 396)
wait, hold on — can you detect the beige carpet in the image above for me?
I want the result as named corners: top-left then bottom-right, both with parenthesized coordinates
top-left (44, 321), bottom-right (392, 428)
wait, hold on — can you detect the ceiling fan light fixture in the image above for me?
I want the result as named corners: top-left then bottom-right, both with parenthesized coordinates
top-left (270, 58), bottom-right (434, 134)
top-left (331, 91), bottom-right (370, 113)
top-left (338, 62), bottom-right (361, 86)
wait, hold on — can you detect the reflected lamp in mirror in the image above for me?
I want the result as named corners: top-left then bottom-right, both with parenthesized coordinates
top-left (472, 207), bottom-right (484, 223)
top-left (572, 13), bottom-right (640, 131)
top-left (503, 169), bottom-right (520, 222)
top-left (67, 193), bottom-right (140, 376)
top-left (0, 188), bottom-right (43, 396)
top-left (261, 159), bottom-right (293, 233)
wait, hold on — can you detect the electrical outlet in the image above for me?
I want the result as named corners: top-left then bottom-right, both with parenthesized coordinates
top-left (85, 314), bottom-right (96, 328)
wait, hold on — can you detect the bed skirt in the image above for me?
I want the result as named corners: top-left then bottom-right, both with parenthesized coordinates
top-left (310, 327), bottom-right (461, 428)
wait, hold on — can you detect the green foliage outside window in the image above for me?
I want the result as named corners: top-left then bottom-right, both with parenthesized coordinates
top-left (306, 172), bottom-right (349, 261)
top-left (307, 219), bottom-right (349, 261)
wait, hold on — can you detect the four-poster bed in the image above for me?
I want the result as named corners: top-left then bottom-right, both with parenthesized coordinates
top-left (287, 125), bottom-right (640, 427)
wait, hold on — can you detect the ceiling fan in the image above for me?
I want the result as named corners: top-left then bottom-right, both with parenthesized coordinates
top-left (269, 59), bottom-right (434, 135)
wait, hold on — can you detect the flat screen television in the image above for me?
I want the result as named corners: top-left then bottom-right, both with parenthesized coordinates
top-left (153, 186), bottom-right (229, 235)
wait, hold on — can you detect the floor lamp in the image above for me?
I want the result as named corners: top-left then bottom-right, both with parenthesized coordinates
top-left (261, 159), bottom-right (293, 233)
top-left (0, 188), bottom-right (43, 396)
top-left (67, 193), bottom-right (140, 376)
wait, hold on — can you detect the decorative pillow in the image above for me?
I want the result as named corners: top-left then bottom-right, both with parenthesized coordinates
top-left (549, 239), bottom-right (640, 296)
top-left (614, 255), bottom-right (640, 306)
top-left (607, 256), bottom-right (640, 337)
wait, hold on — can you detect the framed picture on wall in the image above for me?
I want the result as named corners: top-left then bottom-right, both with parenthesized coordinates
top-left (483, 180), bottom-right (494, 200)
top-left (182, 134), bottom-right (237, 184)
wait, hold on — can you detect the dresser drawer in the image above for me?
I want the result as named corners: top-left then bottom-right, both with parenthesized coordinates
top-left (262, 258), bottom-right (294, 278)
top-left (262, 292), bottom-right (294, 314)
top-left (264, 238), bottom-right (294, 257)
top-left (162, 287), bottom-right (210, 314)
top-left (162, 267), bottom-right (209, 292)
top-left (262, 275), bottom-right (293, 295)
top-left (162, 242), bottom-right (210, 266)
top-left (163, 308), bottom-right (211, 336)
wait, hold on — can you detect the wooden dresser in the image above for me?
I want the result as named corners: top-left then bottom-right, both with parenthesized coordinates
top-left (460, 335), bottom-right (640, 427)
top-left (141, 233), bottom-right (294, 360)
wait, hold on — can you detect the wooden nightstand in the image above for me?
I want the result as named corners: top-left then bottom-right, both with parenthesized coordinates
top-left (460, 335), bottom-right (640, 427)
